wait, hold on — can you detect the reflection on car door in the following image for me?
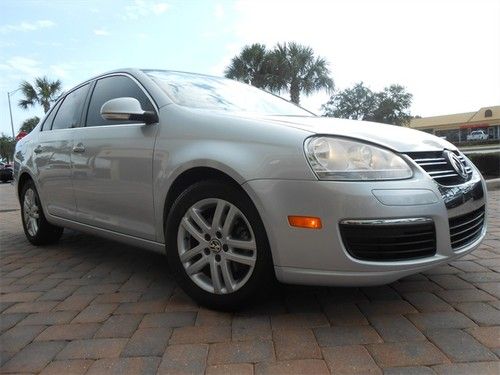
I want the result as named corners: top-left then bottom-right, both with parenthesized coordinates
top-left (71, 75), bottom-right (158, 240)
top-left (33, 84), bottom-right (90, 219)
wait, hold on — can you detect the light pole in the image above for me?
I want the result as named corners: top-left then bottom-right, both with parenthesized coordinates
top-left (7, 88), bottom-right (21, 138)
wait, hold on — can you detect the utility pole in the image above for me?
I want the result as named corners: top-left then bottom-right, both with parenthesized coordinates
top-left (7, 88), bottom-right (21, 138)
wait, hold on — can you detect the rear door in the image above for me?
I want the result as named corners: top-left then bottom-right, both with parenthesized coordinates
top-left (71, 74), bottom-right (158, 240)
top-left (33, 83), bottom-right (90, 219)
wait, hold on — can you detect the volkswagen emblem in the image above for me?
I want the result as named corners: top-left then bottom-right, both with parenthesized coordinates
top-left (443, 150), bottom-right (468, 179)
top-left (208, 239), bottom-right (222, 253)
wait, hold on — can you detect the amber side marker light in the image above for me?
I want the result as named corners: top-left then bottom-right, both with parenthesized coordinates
top-left (288, 216), bottom-right (323, 229)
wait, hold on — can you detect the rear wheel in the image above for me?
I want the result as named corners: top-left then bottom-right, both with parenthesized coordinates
top-left (21, 180), bottom-right (63, 245)
top-left (166, 180), bottom-right (273, 310)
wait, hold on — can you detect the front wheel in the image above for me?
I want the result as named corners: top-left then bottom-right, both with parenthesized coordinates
top-left (20, 180), bottom-right (63, 245)
top-left (165, 180), bottom-right (273, 310)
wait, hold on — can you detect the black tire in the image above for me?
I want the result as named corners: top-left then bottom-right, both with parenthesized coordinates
top-left (165, 180), bottom-right (274, 310)
top-left (20, 180), bottom-right (63, 245)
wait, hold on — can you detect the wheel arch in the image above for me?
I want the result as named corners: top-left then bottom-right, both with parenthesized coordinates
top-left (17, 171), bottom-right (34, 200)
top-left (160, 165), bottom-right (276, 268)
top-left (162, 166), bottom-right (243, 230)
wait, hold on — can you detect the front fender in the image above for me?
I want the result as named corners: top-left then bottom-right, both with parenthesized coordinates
top-left (151, 105), bottom-right (316, 242)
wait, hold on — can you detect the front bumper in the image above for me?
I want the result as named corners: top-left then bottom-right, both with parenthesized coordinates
top-left (243, 167), bottom-right (487, 286)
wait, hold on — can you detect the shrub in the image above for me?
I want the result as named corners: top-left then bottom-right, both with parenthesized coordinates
top-left (465, 152), bottom-right (500, 178)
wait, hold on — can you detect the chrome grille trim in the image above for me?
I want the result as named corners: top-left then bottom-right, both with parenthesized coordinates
top-left (340, 217), bottom-right (433, 226)
top-left (448, 205), bottom-right (485, 250)
top-left (449, 211), bottom-right (484, 232)
top-left (451, 226), bottom-right (483, 247)
top-left (406, 151), bottom-right (472, 186)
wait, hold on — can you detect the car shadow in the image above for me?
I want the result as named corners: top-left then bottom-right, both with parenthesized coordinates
top-left (19, 228), bottom-right (410, 313)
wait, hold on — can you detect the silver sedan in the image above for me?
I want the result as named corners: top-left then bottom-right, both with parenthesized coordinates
top-left (14, 69), bottom-right (487, 309)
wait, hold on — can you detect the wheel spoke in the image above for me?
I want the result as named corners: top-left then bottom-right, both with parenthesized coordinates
top-left (28, 218), bottom-right (36, 236)
top-left (221, 205), bottom-right (237, 237)
top-left (23, 209), bottom-right (30, 225)
top-left (181, 217), bottom-right (206, 244)
top-left (226, 238), bottom-right (256, 251)
top-left (186, 256), bottom-right (208, 275)
top-left (187, 207), bottom-right (210, 234)
top-left (220, 260), bottom-right (234, 293)
top-left (180, 243), bottom-right (205, 263)
top-left (211, 200), bottom-right (226, 230)
top-left (226, 251), bottom-right (256, 266)
top-left (31, 218), bottom-right (38, 235)
top-left (25, 190), bottom-right (34, 205)
top-left (210, 258), bottom-right (222, 294)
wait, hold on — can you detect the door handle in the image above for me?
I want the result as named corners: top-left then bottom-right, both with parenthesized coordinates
top-left (34, 145), bottom-right (43, 154)
top-left (72, 144), bottom-right (85, 153)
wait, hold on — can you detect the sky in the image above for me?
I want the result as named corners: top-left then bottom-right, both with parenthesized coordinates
top-left (1, 0), bottom-right (499, 136)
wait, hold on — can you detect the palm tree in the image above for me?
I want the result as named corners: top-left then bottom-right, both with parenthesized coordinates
top-left (224, 43), bottom-right (270, 88)
top-left (18, 76), bottom-right (62, 113)
top-left (268, 42), bottom-right (334, 104)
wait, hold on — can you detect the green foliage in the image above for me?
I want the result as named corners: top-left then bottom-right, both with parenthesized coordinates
top-left (321, 82), bottom-right (376, 120)
top-left (466, 152), bottom-right (500, 178)
top-left (267, 42), bottom-right (334, 104)
top-left (225, 42), bottom-right (334, 104)
top-left (224, 43), bottom-right (270, 88)
top-left (19, 116), bottom-right (40, 133)
top-left (18, 76), bottom-right (62, 113)
top-left (0, 134), bottom-right (15, 163)
top-left (371, 85), bottom-right (413, 126)
top-left (322, 82), bottom-right (413, 126)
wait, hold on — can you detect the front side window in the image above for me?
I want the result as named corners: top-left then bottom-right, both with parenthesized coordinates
top-left (40, 100), bottom-right (62, 131)
top-left (51, 84), bottom-right (90, 130)
top-left (86, 75), bottom-right (155, 127)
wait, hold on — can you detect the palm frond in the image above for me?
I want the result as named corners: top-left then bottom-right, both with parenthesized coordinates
top-left (19, 81), bottom-right (37, 102)
top-left (18, 98), bottom-right (34, 110)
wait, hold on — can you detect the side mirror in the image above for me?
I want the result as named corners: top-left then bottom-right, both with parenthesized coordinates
top-left (100, 97), bottom-right (158, 124)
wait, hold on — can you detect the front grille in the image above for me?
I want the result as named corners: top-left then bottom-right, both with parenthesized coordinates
top-left (406, 151), bottom-right (472, 186)
top-left (449, 206), bottom-right (485, 250)
top-left (339, 220), bottom-right (436, 261)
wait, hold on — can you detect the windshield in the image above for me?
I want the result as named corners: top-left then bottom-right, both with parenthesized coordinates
top-left (144, 70), bottom-right (313, 116)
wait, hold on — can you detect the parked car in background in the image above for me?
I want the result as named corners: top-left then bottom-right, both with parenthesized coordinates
top-left (467, 130), bottom-right (489, 141)
top-left (13, 69), bottom-right (487, 309)
top-left (0, 163), bottom-right (13, 182)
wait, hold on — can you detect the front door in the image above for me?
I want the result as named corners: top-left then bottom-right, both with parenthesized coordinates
top-left (71, 75), bottom-right (158, 240)
top-left (33, 83), bottom-right (90, 219)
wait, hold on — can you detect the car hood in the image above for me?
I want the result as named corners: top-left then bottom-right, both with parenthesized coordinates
top-left (257, 115), bottom-right (457, 153)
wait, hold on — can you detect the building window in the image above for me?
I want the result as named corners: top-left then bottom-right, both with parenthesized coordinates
top-left (485, 109), bottom-right (492, 117)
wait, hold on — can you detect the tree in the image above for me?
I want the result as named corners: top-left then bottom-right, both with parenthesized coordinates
top-left (18, 76), bottom-right (62, 113)
top-left (370, 85), bottom-right (413, 126)
top-left (267, 42), bottom-right (334, 104)
top-left (322, 82), bottom-right (413, 126)
top-left (224, 43), bottom-right (270, 88)
top-left (0, 134), bottom-right (15, 163)
top-left (19, 116), bottom-right (40, 134)
top-left (321, 82), bottom-right (376, 120)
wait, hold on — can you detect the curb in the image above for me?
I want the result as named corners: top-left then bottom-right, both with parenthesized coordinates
top-left (486, 178), bottom-right (500, 191)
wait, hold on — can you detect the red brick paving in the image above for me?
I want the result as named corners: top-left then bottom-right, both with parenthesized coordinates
top-left (1, 185), bottom-right (499, 374)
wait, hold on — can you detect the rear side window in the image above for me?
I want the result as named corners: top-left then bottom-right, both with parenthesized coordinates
top-left (40, 100), bottom-right (62, 131)
top-left (86, 75), bottom-right (155, 127)
top-left (52, 84), bottom-right (90, 130)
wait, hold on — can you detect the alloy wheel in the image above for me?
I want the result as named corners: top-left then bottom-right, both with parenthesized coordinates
top-left (23, 188), bottom-right (40, 237)
top-left (177, 198), bottom-right (257, 294)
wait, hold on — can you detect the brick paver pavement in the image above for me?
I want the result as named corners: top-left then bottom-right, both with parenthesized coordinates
top-left (1, 183), bottom-right (499, 374)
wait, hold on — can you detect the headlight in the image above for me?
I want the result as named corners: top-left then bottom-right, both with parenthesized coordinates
top-left (304, 137), bottom-right (413, 181)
